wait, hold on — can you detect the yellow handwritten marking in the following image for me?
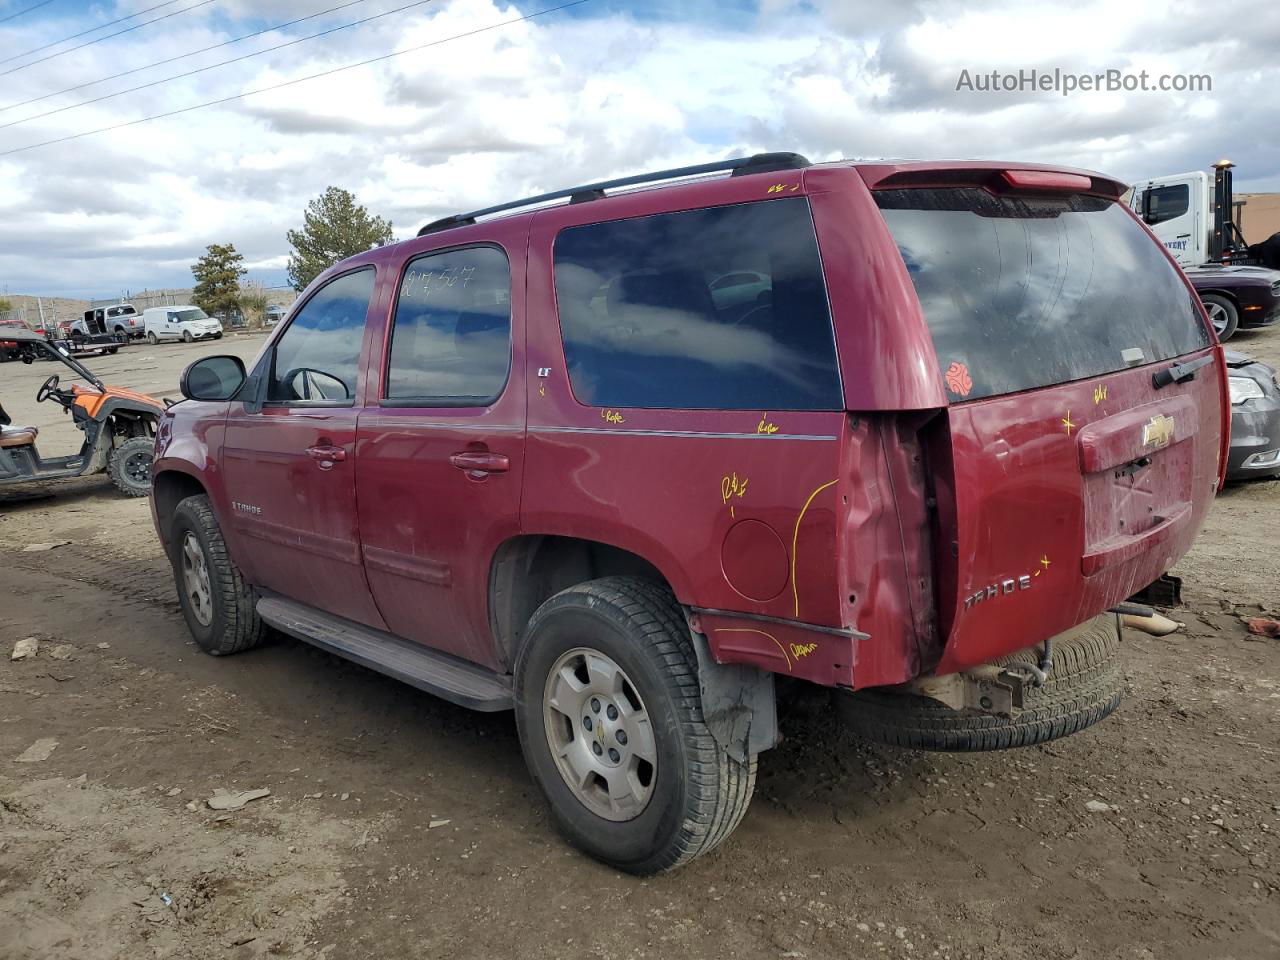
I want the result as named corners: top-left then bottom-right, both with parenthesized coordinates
top-left (766, 182), bottom-right (801, 194)
top-left (601, 409), bottom-right (625, 424)
top-left (789, 641), bottom-right (818, 660)
top-left (1093, 384), bottom-right (1107, 405)
top-left (791, 478), bottom-right (840, 618)
top-left (756, 417), bottom-right (779, 435)
top-left (1034, 554), bottom-right (1051, 577)
top-left (538, 383), bottom-right (546, 397)
top-left (1061, 410), bottom-right (1076, 435)
top-left (721, 472), bottom-right (749, 506)
top-left (714, 628), bottom-right (791, 671)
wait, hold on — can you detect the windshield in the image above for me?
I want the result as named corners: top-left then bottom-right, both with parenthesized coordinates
top-left (875, 188), bottom-right (1211, 400)
top-left (174, 308), bottom-right (210, 322)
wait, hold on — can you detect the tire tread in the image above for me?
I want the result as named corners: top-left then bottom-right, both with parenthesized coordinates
top-left (840, 614), bottom-right (1123, 752)
top-left (519, 576), bottom-right (755, 873)
top-left (172, 494), bottom-right (265, 656)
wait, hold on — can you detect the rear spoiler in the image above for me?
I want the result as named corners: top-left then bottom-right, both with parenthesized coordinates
top-left (856, 163), bottom-right (1127, 200)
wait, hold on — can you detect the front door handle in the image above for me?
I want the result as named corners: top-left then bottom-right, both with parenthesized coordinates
top-left (449, 451), bottom-right (510, 474)
top-left (306, 444), bottom-right (346, 465)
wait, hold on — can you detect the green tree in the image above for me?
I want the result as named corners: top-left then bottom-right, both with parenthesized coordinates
top-left (0, 296), bottom-right (12, 318)
top-left (237, 284), bottom-right (269, 328)
top-left (286, 187), bottom-right (393, 292)
top-left (191, 243), bottom-right (246, 318)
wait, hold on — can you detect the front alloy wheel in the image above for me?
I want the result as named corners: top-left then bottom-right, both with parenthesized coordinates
top-left (169, 494), bottom-right (265, 655)
top-left (181, 531), bottom-right (214, 627)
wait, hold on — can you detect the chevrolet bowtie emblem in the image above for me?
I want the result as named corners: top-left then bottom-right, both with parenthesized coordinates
top-left (1142, 414), bottom-right (1176, 449)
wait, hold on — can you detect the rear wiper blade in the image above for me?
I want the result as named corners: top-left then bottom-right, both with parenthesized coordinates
top-left (1152, 355), bottom-right (1213, 389)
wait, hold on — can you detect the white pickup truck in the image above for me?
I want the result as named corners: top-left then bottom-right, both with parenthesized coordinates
top-left (73, 303), bottom-right (144, 340)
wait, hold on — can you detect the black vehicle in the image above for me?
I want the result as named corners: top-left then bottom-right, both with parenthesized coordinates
top-left (0, 328), bottom-right (163, 497)
top-left (1225, 350), bottom-right (1280, 480)
top-left (1185, 264), bottom-right (1280, 340)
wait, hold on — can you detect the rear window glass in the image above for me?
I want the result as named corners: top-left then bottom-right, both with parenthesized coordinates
top-left (875, 188), bottom-right (1210, 401)
top-left (553, 198), bottom-right (842, 410)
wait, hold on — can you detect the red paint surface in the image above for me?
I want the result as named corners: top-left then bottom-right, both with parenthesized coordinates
top-left (153, 159), bottom-right (1225, 692)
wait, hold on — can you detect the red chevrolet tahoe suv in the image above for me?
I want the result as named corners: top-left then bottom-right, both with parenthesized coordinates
top-left (152, 153), bottom-right (1227, 873)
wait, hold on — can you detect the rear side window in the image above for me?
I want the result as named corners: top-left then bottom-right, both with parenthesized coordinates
top-left (875, 189), bottom-right (1210, 400)
top-left (553, 198), bottom-right (842, 410)
top-left (267, 267), bottom-right (375, 403)
top-left (385, 246), bottom-right (511, 404)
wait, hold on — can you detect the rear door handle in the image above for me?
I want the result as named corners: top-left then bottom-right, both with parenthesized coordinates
top-left (306, 444), bottom-right (346, 463)
top-left (449, 451), bottom-right (510, 474)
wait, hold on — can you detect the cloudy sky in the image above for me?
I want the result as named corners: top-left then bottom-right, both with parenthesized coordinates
top-left (0, 0), bottom-right (1277, 299)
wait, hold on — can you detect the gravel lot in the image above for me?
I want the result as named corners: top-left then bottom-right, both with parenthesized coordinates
top-left (1, 329), bottom-right (1277, 960)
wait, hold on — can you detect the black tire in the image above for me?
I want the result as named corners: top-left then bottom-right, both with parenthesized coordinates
top-left (182, 330), bottom-right (194, 343)
top-left (514, 576), bottom-right (756, 874)
top-left (838, 614), bottom-right (1122, 752)
top-left (1201, 293), bottom-right (1239, 341)
top-left (147, 332), bottom-right (158, 345)
top-left (107, 436), bottom-right (154, 497)
top-left (214, 332), bottom-right (223, 340)
top-left (169, 494), bottom-right (265, 656)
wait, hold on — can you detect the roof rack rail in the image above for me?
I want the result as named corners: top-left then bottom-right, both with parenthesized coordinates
top-left (416, 151), bottom-right (811, 236)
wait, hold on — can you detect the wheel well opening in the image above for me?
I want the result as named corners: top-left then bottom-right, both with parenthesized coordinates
top-left (152, 472), bottom-right (206, 545)
top-left (489, 536), bottom-right (669, 670)
top-left (1200, 289), bottom-right (1238, 306)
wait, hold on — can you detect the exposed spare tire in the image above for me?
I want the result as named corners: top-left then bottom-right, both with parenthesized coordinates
top-left (837, 613), bottom-right (1122, 752)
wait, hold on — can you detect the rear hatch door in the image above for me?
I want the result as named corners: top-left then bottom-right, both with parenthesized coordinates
top-left (872, 176), bottom-right (1225, 673)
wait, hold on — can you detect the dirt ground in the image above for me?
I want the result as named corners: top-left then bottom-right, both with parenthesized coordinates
top-left (1, 332), bottom-right (1278, 960)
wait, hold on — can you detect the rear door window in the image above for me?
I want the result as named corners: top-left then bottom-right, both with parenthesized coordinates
top-left (875, 188), bottom-right (1210, 400)
top-left (385, 246), bottom-right (511, 405)
top-left (553, 198), bottom-right (842, 410)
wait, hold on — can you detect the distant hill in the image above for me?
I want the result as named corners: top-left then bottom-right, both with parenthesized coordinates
top-left (0, 294), bottom-right (89, 328)
top-left (1, 286), bottom-right (296, 328)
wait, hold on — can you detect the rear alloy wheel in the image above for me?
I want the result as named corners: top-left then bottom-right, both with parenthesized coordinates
top-left (515, 576), bottom-right (756, 874)
top-left (542, 647), bottom-right (659, 821)
top-left (147, 332), bottom-right (158, 345)
top-left (107, 435), bottom-right (155, 497)
top-left (1201, 293), bottom-right (1239, 341)
top-left (169, 494), bottom-right (265, 655)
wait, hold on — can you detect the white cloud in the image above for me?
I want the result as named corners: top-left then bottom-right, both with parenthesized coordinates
top-left (0, 0), bottom-right (1277, 299)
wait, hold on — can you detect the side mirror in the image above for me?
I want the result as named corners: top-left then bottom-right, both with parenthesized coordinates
top-left (180, 355), bottom-right (246, 401)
